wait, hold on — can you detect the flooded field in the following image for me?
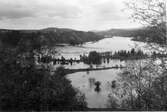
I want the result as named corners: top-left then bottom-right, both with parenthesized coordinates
top-left (66, 69), bottom-right (121, 108)
top-left (54, 36), bottom-right (145, 59)
top-left (53, 36), bottom-right (145, 108)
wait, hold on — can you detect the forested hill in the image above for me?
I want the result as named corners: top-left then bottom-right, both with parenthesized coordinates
top-left (96, 28), bottom-right (141, 37)
top-left (0, 27), bottom-right (104, 48)
top-left (96, 26), bottom-right (166, 44)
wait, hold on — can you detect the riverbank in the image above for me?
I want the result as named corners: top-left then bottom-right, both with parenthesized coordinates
top-left (62, 66), bottom-right (125, 74)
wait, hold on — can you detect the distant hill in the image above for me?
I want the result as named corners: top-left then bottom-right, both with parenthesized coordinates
top-left (95, 27), bottom-right (166, 44)
top-left (95, 28), bottom-right (144, 38)
top-left (0, 27), bottom-right (104, 49)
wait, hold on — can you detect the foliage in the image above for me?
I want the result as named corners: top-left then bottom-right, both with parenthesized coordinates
top-left (107, 0), bottom-right (167, 109)
top-left (106, 0), bottom-right (167, 110)
top-left (82, 51), bottom-right (102, 65)
top-left (0, 28), bottom-right (103, 48)
top-left (0, 48), bottom-right (87, 111)
top-left (125, 0), bottom-right (166, 45)
top-left (108, 58), bottom-right (167, 110)
top-left (125, 0), bottom-right (166, 26)
top-left (111, 48), bottom-right (148, 60)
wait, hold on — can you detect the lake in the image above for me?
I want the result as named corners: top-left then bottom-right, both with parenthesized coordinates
top-left (54, 36), bottom-right (145, 108)
top-left (53, 36), bottom-right (146, 60)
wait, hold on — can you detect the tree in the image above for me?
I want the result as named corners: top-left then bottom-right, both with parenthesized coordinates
top-left (107, 0), bottom-right (167, 110)
top-left (125, 0), bottom-right (166, 44)
top-left (88, 51), bottom-right (102, 64)
top-left (0, 48), bottom-right (87, 111)
top-left (110, 59), bottom-right (167, 110)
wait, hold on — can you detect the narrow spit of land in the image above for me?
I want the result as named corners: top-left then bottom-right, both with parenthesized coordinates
top-left (62, 66), bottom-right (125, 74)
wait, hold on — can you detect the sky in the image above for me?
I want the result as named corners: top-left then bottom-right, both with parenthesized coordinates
top-left (0, 0), bottom-right (142, 31)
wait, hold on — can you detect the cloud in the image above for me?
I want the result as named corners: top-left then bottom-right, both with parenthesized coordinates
top-left (0, 0), bottom-right (82, 20)
top-left (41, 4), bottom-right (82, 18)
top-left (0, 9), bottom-right (36, 20)
top-left (90, 0), bottom-right (128, 21)
top-left (0, 0), bottom-right (37, 19)
top-left (0, 0), bottom-right (141, 30)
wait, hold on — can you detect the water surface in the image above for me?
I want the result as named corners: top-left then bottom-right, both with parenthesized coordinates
top-left (54, 36), bottom-right (145, 60)
top-left (67, 69), bottom-right (121, 108)
top-left (57, 36), bottom-right (145, 108)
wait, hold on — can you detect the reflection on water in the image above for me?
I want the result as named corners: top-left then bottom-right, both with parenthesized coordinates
top-left (66, 69), bottom-right (121, 108)
top-left (94, 81), bottom-right (101, 93)
top-left (88, 78), bottom-right (95, 89)
top-left (88, 78), bottom-right (101, 93)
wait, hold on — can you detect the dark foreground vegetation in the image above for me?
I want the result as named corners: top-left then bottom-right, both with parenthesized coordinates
top-left (0, 46), bottom-right (87, 111)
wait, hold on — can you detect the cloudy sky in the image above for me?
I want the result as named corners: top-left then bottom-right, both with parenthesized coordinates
top-left (0, 0), bottom-right (142, 31)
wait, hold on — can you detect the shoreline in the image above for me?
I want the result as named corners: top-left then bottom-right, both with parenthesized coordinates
top-left (63, 66), bottom-right (125, 74)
